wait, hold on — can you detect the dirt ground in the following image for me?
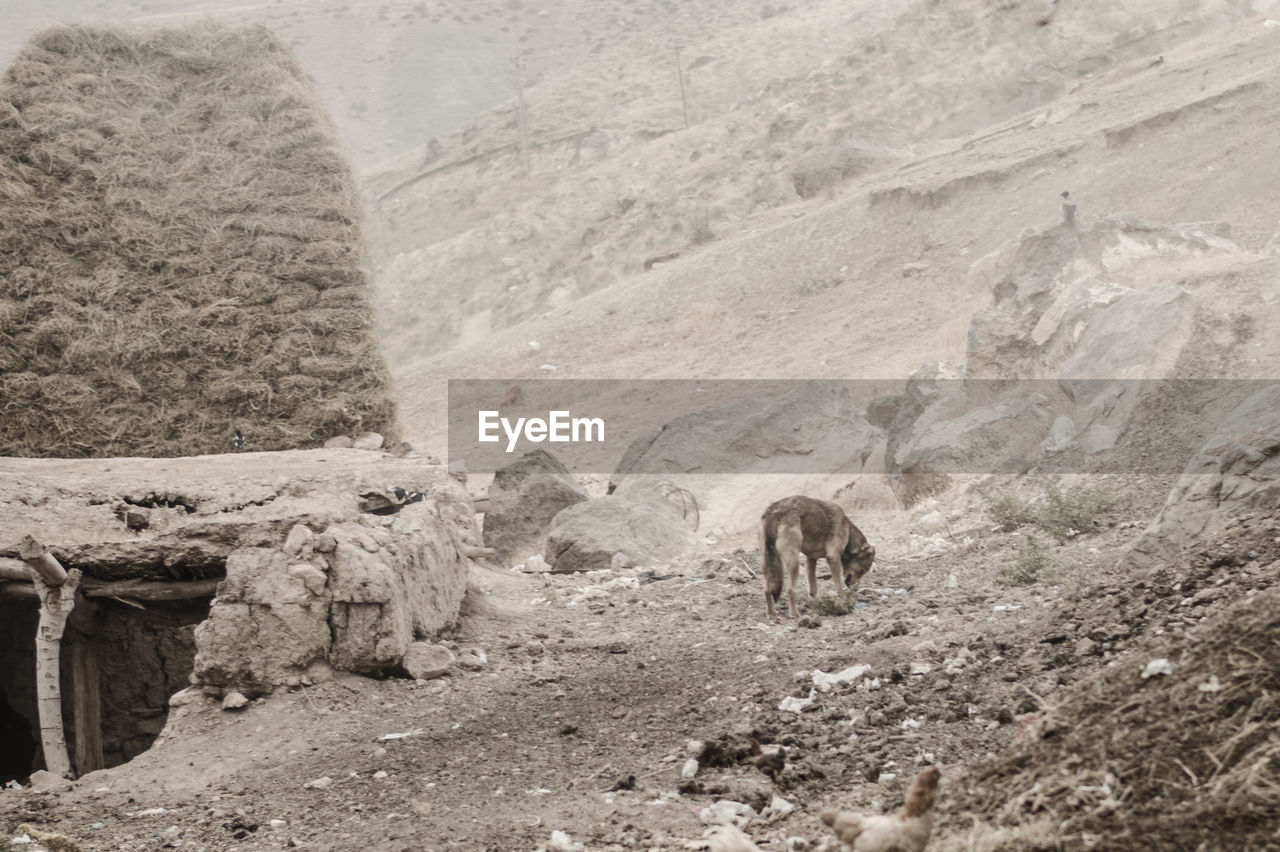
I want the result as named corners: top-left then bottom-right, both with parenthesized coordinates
top-left (1, 474), bottom-right (1187, 851)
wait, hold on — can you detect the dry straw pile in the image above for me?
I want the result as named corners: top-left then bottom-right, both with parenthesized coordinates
top-left (953, 564), bottom-right (1280, 849)
top-left (0, 22), bottom-right (396, 457)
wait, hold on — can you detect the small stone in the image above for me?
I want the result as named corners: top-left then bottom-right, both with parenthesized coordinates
top-left (402, 643), bottom-right (456, 680)
top-left (304, 776), bottom-right (333, 790)
top-left (352, 431), bottom-right (384, 450)
top-left (457, 647), bottom-right (488, 671)
top-left (288, 563), bottom-right (328, 596)
top-left (282, 524), bottom-right (314, 557)
top-left (314, 533), bottom-right (337, 553)
top-left (26, 770), bottom-right (73, 791)
top-left (323, 435), bottom-right (354, 448)
top-left (169, 686), bottom-right (203, 707)
top-left (222, 691), bottom-right (249, 711)
top-left (681, 758), bottom-right (699, 779)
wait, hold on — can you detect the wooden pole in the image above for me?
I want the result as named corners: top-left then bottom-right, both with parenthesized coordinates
top-left (69, 596), bottom-right (104, 777)
top-left (18, 536), bottom-right (67, 586)
top-left (31, 568), bottom-right (80, 779)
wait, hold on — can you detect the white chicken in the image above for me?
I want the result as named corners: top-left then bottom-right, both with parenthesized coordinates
top-left (820, 765), bottom-right (941, 852)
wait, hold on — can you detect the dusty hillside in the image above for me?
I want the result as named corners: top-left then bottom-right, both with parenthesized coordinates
top-left (368, 0), bottom-right (1280, 464)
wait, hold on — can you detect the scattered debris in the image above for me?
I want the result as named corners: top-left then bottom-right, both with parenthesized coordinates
top-left (699, 800), bottom-right (757, 829)
top-left (812, 665), bottom-right (872, 691)
top-left (376, 729), bottom-right (425, 742)
top-left (1140, 658), bottom-right (1173, 679)
top-left (778, 689), bottom-right (817, 713)
top-left (548, 828), bottom-right (584, 851)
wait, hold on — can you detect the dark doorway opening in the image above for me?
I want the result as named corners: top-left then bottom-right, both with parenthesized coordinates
top-left (0, 595), bottom-right (211, 782)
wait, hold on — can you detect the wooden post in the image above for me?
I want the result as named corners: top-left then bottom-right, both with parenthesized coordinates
top-left (30, 567), bottom-right (79, 779)
top-left (68, 595), bottom-right (104, 777)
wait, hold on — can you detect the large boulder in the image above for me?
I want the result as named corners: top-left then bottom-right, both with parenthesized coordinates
top-left (1057, 282), bottom-right (1196, 452)
top-left (1124, 383), bottom-right (1280, 571)
top-left (544, 490), bottom-right (695, 573)
top-left (482, 450), bottom-right (589, 565)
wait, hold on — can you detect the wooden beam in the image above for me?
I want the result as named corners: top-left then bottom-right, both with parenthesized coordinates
top-left (19, 536), bottom-right (68, 586)
top-left (0, 581), bottom-right (38, 601)
top-left (71, 638), bottom-right (103, 776)
top-left (0, 556), bottom-right (33, 582)
top-left (33, 568), bottom-right (80, 779)
top-left (2, 577), bottom-right (221, 603)
top-left (82, 578), bottom-right (221, 600)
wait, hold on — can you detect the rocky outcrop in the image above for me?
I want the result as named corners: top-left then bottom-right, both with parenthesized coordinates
top-left (1124, 383), bottom-right (1280, 571)
top-left (1057, 282), bottom-right (1196, 452)
top-left (966, 218), bottom-right (1233, 381)
top-left (482, 450), bottom-right (589, 565)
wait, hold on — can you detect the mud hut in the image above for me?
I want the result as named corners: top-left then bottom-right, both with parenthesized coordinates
top-left (0, 22), bottom-right (396, 457)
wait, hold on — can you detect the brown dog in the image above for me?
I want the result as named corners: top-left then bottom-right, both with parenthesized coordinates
top-left (760, 495), bottom-right (875, 618)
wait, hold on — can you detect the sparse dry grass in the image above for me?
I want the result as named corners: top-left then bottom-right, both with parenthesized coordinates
top-left (0, 22), bottom-right (396, 457)
top-left (950, 582), bottom-right (1280, 850)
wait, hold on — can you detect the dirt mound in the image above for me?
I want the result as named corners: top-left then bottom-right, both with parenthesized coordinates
top-left (948, 513), bottom-right (1280, 851)
top-left (0, 22), bottom-right (395, 458)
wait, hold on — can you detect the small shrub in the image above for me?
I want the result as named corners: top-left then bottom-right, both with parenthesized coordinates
top-left (984, 483), bottom-right (1119, 541)
top-left (1036, 483), bottom-right (1119, 542)
top-left (986, 492), bottom-right (1038, 531)
top-left (998, 535), bottom-right (1053, 586)
top-left (810, 588), bottom-right (860, 616)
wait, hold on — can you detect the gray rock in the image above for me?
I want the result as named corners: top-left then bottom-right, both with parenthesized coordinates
top-left (402, 643), bottom-right (455, 680)
top-left (545, 492), bottom-right (695, 573)
top-left (324, 435), bottom-right (354, 449)
top-left (1125, 383), bottom-right (1280, 571)
top-left (482, 450), bottom-right (589, 565)
top-left (27, 769), bottom-right (73, 791)
top-left (352, 431), bottom-right (384, 450)
top-left (221, 691), bottom-right (249, 710)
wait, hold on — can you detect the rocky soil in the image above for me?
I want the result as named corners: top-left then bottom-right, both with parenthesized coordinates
top-left (6, 471), bottom-right (1234, 852)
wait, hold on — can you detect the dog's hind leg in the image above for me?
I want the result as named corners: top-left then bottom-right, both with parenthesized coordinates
top-left (776, 523), bottom-right (803, 618)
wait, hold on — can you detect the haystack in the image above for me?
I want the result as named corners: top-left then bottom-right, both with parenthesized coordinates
top-left (0, 22), bottom-right (396, 457)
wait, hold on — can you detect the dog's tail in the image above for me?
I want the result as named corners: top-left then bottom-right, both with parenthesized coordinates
top-left (760, 516), bottom-right (783, 604)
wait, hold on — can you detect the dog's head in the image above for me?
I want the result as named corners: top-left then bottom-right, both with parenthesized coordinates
top-left (841, 543), bottom-right (875, 586)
